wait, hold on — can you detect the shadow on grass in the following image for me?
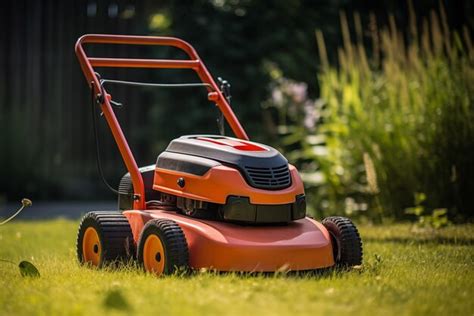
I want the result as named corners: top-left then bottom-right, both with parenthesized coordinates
top-left (363, 236), bottom-right (474, 245)
top-left (78, 250), bottom-right (369, 281)
top-left (82, 260), bottom-right (357, 280)
top-left (183, 266), bottom-right (361, 281)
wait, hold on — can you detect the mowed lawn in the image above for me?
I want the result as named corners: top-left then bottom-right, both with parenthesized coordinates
top-left (0, 219), bottom-right (472, 316)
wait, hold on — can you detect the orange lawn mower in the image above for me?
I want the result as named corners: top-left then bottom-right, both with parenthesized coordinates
top-left (75, 34), bottom-right (362, 276)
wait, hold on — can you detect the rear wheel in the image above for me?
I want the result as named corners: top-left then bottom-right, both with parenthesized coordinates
top-left (322, 216), bottom-right (363, 267)
top-left (76, 211), bottom-right (135, 267)
top-left (137, 219), bottom-right (189, 276)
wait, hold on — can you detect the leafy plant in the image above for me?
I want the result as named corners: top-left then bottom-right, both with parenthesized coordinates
top-left (18, 261), bottom-right (41, 277)
top-left (405, 193), bottom-right (450, 229)
top-left (0, 198), bottom-right (40, 277)
top-left (266, 2), bottom-right (474, 221)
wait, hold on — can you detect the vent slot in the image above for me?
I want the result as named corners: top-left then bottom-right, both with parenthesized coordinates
top-left (243, 164), bottom-right (291, 190)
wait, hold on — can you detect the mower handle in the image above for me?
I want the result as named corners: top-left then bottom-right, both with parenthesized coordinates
top-left (75, 34), bottom-right (248, 139)
top-left (75, 34), bottom-right (249, 210)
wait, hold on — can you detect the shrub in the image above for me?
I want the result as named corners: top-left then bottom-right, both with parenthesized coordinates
top-left (265, 4), bottom-right (474, 222)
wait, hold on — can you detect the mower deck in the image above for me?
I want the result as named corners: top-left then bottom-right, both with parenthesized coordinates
top-left (124, 210), bottom-right (335, 272)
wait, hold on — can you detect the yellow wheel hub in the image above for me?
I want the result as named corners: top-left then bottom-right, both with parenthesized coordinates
top-left (143, 235), bottom-right (165, 276)
top-left (82, 227), bottom-right (102, 266)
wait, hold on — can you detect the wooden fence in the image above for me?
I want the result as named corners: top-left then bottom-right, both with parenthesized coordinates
top-left (0, 0), bottom-right (158, 199)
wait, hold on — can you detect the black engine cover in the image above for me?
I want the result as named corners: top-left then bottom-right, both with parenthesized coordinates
top-left (158, 135), bottom-right (292, 190)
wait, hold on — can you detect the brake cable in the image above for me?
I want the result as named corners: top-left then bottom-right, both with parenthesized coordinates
top-left (90, 81), bottom-right (121, 195)
top-left (90, 75), bottom-right (216, 196)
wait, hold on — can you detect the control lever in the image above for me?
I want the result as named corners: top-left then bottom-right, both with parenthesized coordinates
top-left (217, 77), bottom-right (232, 136)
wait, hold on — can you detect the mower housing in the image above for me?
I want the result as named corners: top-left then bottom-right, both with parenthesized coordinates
top-left (119, 135), bottom-right (306, 224)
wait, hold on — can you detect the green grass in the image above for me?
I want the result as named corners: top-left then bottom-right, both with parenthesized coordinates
top-left (0, 220), bottom-right (473, 316)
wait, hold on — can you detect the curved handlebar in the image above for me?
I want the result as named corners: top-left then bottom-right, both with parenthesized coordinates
top-left (77, 34), bottom-right (199, 58)
top-left (75, 34), bottom-right (249, 210)
top-left (75, 34), bottom-right (202, 88)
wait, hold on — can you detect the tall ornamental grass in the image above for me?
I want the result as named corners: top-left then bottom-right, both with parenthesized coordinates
top-left (265, 4), bottom-right (474, 222)
top-left (313, 4), bottom-right (474, 221)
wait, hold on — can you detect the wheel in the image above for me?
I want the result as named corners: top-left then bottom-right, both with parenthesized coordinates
top-left (137, 219), bottom-right (189, 276)
top-left (322, 216), bottom-right (363, 267)
top-left (76, 211), bottom-right (135, 267)
top-left (118, 165), bottom-right (161, 210)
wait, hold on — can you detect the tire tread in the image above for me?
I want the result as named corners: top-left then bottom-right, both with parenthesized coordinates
top-left (322, 216), bottom-right (363, 266)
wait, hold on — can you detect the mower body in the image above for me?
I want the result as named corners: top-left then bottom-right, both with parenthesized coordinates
top-left (123, 210), bottom-right (334, 271)
top-left (119, 134), bottom-right (334, 271)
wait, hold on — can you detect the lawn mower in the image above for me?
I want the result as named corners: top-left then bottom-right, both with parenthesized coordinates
top-left (74, 34), bottom-right (362, 275)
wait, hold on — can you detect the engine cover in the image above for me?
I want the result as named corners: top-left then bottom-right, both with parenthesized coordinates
top-left (161, 135), bottom-right (292, 190)
top-left (153, 135), bottom-right (306, 224)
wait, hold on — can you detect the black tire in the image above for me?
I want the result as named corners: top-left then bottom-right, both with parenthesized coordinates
top-left (118, 165), bottom-right (161, 211)
top-left (76, 211), bottom-right (135, 267)
top-left (322, 216), bottom-right (363, 267)
top-left (137, 219), bottom-right (189, 276)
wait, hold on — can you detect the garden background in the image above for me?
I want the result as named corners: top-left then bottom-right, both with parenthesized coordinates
top-left (0, 0), bottom-right (473, 224)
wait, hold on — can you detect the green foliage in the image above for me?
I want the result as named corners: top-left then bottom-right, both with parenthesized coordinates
top-left (405, 193), bottom-right (450, 229)
top-left (269, 4), bottom-right (474, 221)
top-left (18, 261), bottom-right (40, 278)
top-left (0, 199), bottom-right (40, 277)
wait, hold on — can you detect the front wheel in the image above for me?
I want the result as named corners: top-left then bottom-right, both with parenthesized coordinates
top-left (322, 216), bottom-right (363, 267)
top-left (137, 219), bottom-right (189, 276)
top-left (76, 211), bottom-right (135, 267)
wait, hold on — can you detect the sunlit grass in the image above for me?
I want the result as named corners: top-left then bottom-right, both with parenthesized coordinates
top-left (0, 219), bottom-right (473, 315)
